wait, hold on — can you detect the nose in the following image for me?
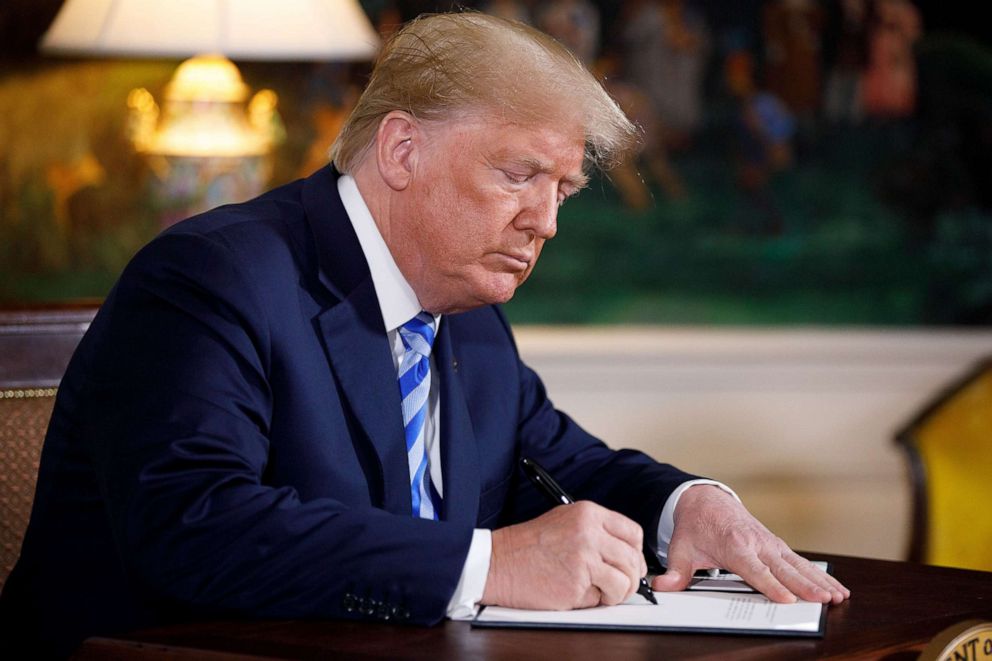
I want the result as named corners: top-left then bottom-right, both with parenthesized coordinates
top-left (514, 182), bottom-right (558, 240)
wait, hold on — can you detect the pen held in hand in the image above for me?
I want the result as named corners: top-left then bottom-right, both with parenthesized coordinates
top-left (519, 457), bottom-right (658, 606)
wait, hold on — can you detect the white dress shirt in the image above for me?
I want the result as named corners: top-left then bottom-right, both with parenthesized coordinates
top-left (337, 174), bottom-right (737, 619)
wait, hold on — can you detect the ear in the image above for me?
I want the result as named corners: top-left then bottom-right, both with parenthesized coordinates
top-left (375, 111), bottom-right (419, 191)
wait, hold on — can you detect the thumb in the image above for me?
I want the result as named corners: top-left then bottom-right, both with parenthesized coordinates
top-left (651, 536), bottom-right (699, 592)
top-left (651, 557), bottom-right (693, 592)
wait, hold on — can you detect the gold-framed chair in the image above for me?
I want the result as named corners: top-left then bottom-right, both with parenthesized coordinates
top-left (0, 306), bottom-right (96, 588)
top-left (895, 356), bottom-right (992, 572)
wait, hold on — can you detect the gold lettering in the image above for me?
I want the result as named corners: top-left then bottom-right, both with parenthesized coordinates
top-left (953, 639), bottom-right (980, 661)
top-left (923, 621), bottom-right (992, 661)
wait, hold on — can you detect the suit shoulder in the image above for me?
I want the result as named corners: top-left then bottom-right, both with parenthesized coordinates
top-left (132, 178), bottom-right (316, 284)
top-left (165, 178), bottom-right (308, 252)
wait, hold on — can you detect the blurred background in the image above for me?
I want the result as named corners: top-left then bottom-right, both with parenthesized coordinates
top-left (2, 0), bottom-right (991, 324)
top-left (1, 1), bottom-right (990, 566)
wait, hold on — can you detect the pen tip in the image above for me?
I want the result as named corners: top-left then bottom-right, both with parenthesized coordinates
top-left (640, 580), bottom-right (658, 604)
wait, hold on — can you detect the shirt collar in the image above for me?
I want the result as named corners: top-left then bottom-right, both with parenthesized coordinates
top-left (337, 174), bottom-right (437, 333)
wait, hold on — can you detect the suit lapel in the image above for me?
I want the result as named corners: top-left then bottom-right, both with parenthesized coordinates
top-left (302, 165), bottom-right (482, 523)
top-left (305, 166), bottom-right (412, 516)
top-left (434, 321), bottom-right (481, 526)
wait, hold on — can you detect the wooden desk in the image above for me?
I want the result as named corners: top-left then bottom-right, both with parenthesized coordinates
top-left (76, 553), bottom-right (992, 660)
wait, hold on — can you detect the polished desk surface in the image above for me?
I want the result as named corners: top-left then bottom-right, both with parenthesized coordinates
top-left (76, 553), bottom-right (992, 660)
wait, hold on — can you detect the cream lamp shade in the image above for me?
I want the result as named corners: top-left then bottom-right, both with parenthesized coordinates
top-left (38, 0), bottom-right (380, 224)
top-left (39, 0), bottom-right (380, 61)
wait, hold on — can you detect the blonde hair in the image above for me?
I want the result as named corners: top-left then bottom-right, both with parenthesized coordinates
top-left (331, 12), bottom-right (637, 173)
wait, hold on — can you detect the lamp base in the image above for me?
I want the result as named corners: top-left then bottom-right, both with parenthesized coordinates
top-left (148, 153), bottom-right (271, 228)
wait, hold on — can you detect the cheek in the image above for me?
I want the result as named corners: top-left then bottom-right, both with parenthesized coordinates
top-left (419, 169), bottom-right (521, 261)
top-left (416, 185), bottom-right (465, 248)
top-left (447, 197), bottom-right (518, 253)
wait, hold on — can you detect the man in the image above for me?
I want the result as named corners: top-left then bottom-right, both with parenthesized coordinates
top-left (0, 13), bottom-right (848, 658)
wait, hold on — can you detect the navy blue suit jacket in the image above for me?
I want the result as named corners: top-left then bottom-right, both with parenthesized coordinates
top-left (0, 165), bottom-right (696, 657)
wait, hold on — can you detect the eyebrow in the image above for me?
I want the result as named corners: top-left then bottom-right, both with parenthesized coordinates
top-left (514, 157), bottom-right (589, 191)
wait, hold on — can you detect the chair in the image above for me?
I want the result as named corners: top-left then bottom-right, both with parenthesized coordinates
top-left (0, 306), bottom-right (95, 588)
top-left (895, 356), bottom-right (992, 572)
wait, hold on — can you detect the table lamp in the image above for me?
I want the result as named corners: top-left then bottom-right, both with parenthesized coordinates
top-left (39, 0), bottom-right (379, 225)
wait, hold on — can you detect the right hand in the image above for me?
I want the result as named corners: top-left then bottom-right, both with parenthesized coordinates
top-left (481, 501), bottom-right (647, 609)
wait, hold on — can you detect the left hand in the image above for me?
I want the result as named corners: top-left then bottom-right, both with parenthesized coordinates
top-left (651, 485), bottom-right (851, 604)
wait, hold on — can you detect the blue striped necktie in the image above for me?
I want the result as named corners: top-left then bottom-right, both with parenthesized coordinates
top-left (397, 312), bottom-right (440, 519)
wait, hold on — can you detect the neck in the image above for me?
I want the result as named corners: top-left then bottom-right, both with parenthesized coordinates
top-left (351, 158), bottom-right (394, 245)
top-left (350, 158), bottom-right (438, 312)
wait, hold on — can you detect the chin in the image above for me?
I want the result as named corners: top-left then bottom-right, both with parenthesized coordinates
top-left (490, 290), bottom-right (517, 305)
top-left (471, 290), bottom-right (515, 309)
top-left (441, 274), bottom-right (524, 313)
top-left (468, 284), bottom-right (518, 311)
top-left (486, 278), bottom-right (524, 305)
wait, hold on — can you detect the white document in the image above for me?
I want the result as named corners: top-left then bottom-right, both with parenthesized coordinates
top-left (473, 591), bottom-right (825, 637)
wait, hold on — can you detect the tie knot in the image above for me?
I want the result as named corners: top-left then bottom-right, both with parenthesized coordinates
top-left (399, 312), bottom-right (436, 358)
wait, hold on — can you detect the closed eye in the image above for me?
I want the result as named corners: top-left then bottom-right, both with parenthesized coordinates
top-left (502, 170), bottom-right (533, 184)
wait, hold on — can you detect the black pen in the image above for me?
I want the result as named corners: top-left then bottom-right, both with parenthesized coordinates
top-left (520, 457), bottom-right (658, 606)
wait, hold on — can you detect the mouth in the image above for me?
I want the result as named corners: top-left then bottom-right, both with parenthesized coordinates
top-left (495, 252), bottom-right (531, 272)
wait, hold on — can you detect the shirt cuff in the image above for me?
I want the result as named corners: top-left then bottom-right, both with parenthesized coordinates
top-left (655, 479), bottom-right (740, 567)
top-left (446, 528), bottom-right (492, 620)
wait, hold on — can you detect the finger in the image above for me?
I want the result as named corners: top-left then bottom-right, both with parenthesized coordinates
top-left (780, 552), bottom-right (846, 599)
top-left (596, 508), bottom-right (647, 580)
top-left (577, 584), bottom-right (602, 609)
top-left (784, 554), bottom-right (851, 603)
top-left (765, 557), bottom-right (833, 603)
top-left (734, 557), bottom-right (796, 603)
top-left (596, 532), bottom-right (644, 597)
top-left (801, 561), bottom-right (850, 601)
top-left (824, 574), bottom-right (851, 601)
top-left (589, 561), bottom-right (636, 606)
top-left (599, 508), bottom-right (644, 554)
top-left (795, 566), bottom-right (848, 604)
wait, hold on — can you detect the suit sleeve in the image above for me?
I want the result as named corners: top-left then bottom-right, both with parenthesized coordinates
top-left (494, 308), bottom-right (702, 556)
top-left (78, 231), bottom-right (472, 625)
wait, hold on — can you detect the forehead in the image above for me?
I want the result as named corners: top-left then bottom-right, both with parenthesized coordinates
top-left (442, 112), bottom-right (587, 177)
